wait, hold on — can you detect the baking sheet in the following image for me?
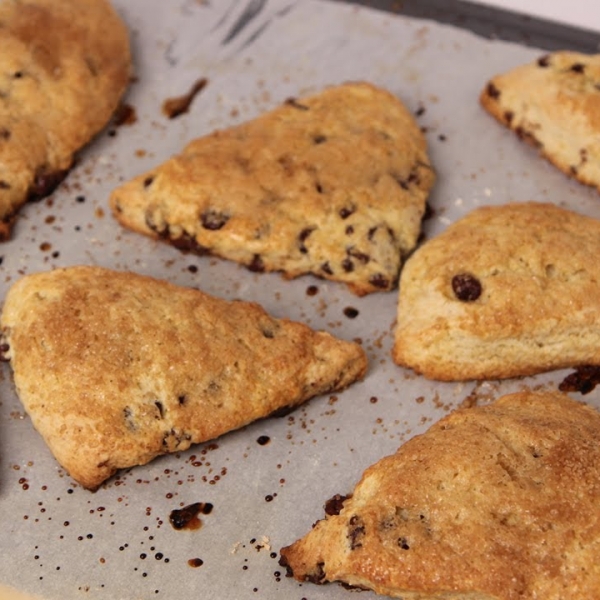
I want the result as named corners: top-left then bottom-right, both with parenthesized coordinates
top-left (2, 1), bottom-right (600, 598)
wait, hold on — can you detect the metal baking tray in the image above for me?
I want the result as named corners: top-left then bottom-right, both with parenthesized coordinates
top-left (2, 1), bottom-right (599, 598)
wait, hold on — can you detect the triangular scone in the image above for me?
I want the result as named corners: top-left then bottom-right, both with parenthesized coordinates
top-left (0, 266), bottom-right (367, 490)
top-left (0, 0), bottom-right (131, 240)
top-left (110, 82), bottom-right (435, 296)
top-left (480, 51), bottom-right (600, 192)
top-left (280, 391), bottom-right (600, 599)
top-left (392, 201), bottom-right (600, 381)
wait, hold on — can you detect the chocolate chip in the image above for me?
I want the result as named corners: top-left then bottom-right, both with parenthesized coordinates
top-left (313, 134), bottom-right (327, 144)
top-left (452, 273), bottom-right (482, 301)
top-left (28, 168), bottom-right (69, 202)
top-left (339, 206), bottom-right (356, 219)
top-left (298, 227), bottom-right (315, 254)
top-left (321, 262), bottom-right (333, 275)
top-left (504, 110), bottom-right (514, 125)
top-left (570, 63), bottom-right (585, 73)
top-left (143, 176), bottom-right (154, 188)
top-left (341, 258), bottom-right (354, 273)
top-left (347, 515), bottom-right (365, 550)
top-left (537, 55), bottom-right (550, 67)
top-left (0, 128), bottom-right (10, 140)
top-left (369, 273), bottom-right (390, 289)
top-left (0, 342), bottom-right (10, 362)
top-left (248, 254), bottom-right (265, 272)
top-left (284, 98), bottom-right (309, 111)
top-left (486, 82), bottom-right (501, 100)
top-left (305, 562), bottom-right (326, 584)
top-left (397, 537), bottom-right (410, 550)
top-left (348, 248), bottom-right (369, 264)
top-left (170, 232), bottom-right (210, 255)
top-left (0, 181), bottom-right (10, 190)
top-left (324, 494), bottom-right (349, 516)
top-left (559, 365), bottom-right (600, 395)
top-left (200, 209), bottom-right (229, 231)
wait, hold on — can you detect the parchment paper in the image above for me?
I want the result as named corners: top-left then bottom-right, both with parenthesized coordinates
top-left (2, 1), bottom-right (599, 598)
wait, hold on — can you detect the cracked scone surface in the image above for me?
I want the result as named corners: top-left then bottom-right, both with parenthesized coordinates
top-left (0, 266), bottom-right (367, 490)
top-left (280, 391), bottom-right (600, 600)
top-left (480, 51), bottom-right (600, 192)
top-left (0, 0), bottom-right (131, 240)
top-left (392, 202), bottom-right (600, 381)
top-left (110, 82), bottom-right (435, 296)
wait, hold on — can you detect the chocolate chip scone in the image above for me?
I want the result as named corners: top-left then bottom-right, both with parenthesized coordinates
top-left (110, 82), bottom-right (435, 296)
top-left (480, 51), bottom-right (600, 191)
top-left (280, 391), bottom-right (600, 599)
top-left (0, 266), bottom-right (367, 490)
top-left (0, 0), bottom-right (131, 240)
top-left (392, 201), bottom-right (600, 381)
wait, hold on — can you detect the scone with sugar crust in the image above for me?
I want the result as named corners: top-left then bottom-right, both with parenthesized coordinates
top-left (393, 201), bottom-right (600, 381)
top-left (280, 390), bottom-right (600, 599)
top-left (480, 51), bottom-right (600, 192)
top-left (110, 82), bottom-right (435, 296)
top-left (0, 266), bottom-right (367, 490)
top-left (0, 0), bottom-right (131, 240)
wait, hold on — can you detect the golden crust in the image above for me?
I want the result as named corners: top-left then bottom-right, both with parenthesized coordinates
top-left (110, 82), bottom-right (435, 296)
top-left (392, 202), bottom-right (600, 381)
top-left (280, 391), bottom-right (600, 599)
top-left (0, 266), bottom-right (367, 489)
top-left (480, 51), bottom-right (600, 192)
top-left (0, 0), bottom-right (131, 240)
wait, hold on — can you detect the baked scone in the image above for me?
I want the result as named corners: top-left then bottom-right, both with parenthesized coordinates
top-left (480, 51), bottom-right (600, 191)
top-left (280, 391), bottom-right (600, 599)
top-left (109, 82), bottom-right (435, 296)
top-left (0, 266), bottom-right (367, 489)
top-left (0, 0), bottom-right (131, 240)
top-left (392, 201), bottom-right (600, 381)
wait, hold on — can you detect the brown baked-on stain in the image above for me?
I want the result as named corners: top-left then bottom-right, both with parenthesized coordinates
top-left (169, 501), bottom-right (213, 530)
top-left (559, 365), bottom-right (600, 395)
top-left (112, 103), bottom-right (138, 126)
top-left (162, 77), bottom-right (209, 119)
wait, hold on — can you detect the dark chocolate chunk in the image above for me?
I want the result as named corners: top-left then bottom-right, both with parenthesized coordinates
top-left (369, 273), bottom-right (390, 289)
top-left (285, 97), bottom-right (310, 111)
top-left (559, 365), bottom-right (600, 395)
top-left (537, 55), bottom-right (550, 67)
top-left (28, 168), bottom-right (70, 202)
top-left (397, 536), bottom-right (410, 550)
top-left (324, 494), bottom-right (349, 516)
top-left (321, 261), bottom-right (333, 275)
top-left (347, 514), bottom-right (365, 550)
top-left (341, 258), bottom-right (354, 273)
top-left (248, 254), bottom-right (265, 272)
top-left (200, 209), bottom-right (229, 231)
top-left (339, 205), bottom-right (356, 219)
top-left (298, 227), bottom-right (315, 254)
top-left (452, 273), bottom-right (482, 302)
top-left (170, 232), bottom-right (210, 255)
top-left (486, 82), bottom-right (501, 100)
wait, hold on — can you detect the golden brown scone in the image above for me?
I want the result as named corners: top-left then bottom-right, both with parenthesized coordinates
top-left (0, 0), bottom-right (131, 240)
top-left (280, 391), bottom-right (600, 599)
top-left (110, 82), bottom-right (435, 296)
top-left (480, 51), bottom-right (600, 191)
top-left (392, 201), bottom-right (600, 381)
top-left (0, 266), bottom-right (367, 490)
